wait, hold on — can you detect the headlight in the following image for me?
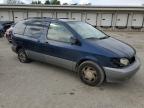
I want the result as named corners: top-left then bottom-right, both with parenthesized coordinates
top-left (112, 58), bottom-right (130, 67)
top-left (120, 58), bottom-right (129, 66)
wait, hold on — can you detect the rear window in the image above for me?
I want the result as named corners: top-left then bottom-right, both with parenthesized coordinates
top-left (13, 21), bottom-right (26, 35)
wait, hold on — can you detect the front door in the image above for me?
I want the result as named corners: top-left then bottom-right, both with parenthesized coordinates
top-left (42, 22), bottom-right (81, 70)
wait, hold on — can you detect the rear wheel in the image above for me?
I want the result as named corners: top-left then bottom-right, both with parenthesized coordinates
top-left (7, 37), bottom-right (12, 43)
top-left (6, 34), bottom-right (12, 43)
top-left (78, 61), bottom-right (105, 86)
top-left (18, 49), bottom-right (31, 63)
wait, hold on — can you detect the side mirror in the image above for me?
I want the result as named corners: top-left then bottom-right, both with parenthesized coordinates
top-left (70, 37), bottom-right (81, 45)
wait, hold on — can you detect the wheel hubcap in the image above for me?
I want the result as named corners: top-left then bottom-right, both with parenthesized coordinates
top-left (82, 66), bottom-right (97, 81)
top-left (19, 52), bottom-right (26, 62)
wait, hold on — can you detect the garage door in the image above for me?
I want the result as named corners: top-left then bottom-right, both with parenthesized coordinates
top-left (57, 12), bottom-right (68, 19)
top-left (0, 11), bottom-right (10, 21)
top-left (116, 14), bottom-right (128, 27)
top-left (14, 12), bottom-right (24, 22)
top-left (131, 14), bottom-right (144, 28)
top-left (71, 13), bottom-right (81, 21)
top-left (86, 13), bottom-right (97, 26)
top-left (101, 14), bottom-right (112, 27)
top-left (42, 12), bottom-right (53, 18)
top-left (28, 12), bottom-right (38, 18)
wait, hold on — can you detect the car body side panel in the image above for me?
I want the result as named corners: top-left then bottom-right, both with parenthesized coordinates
top-left (45, 53), bottom-right (76, 70)
top-left (40, 39), bottom-right (82, 63)
top-left (12, 34), bottom-right (45, 61)
top-left (40, 39), bottom-right (113, 69)
top-left (26, 50), bottom-right (76, 70)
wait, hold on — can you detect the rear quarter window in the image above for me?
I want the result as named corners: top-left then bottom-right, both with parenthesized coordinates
top-left (24, 25), bottom-right (43, 38)
top-left (13, 21), bottom-right (26, 35)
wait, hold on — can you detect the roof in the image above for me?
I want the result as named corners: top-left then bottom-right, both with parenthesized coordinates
top-left (21, 17), bottom-right (76, 26)
top-left (58, 18), bottom-right (76, 22)
top-left (0, 4), bottom-right (144, 11)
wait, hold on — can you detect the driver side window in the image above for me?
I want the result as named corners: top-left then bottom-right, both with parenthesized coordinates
top-left (47, 23), bottom-right (73, 43)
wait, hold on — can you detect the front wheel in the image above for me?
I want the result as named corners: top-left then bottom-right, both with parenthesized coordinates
top-left (78, 61), bottom-right (105, 86)
top-left (18, 49), bottom-right (31, 63)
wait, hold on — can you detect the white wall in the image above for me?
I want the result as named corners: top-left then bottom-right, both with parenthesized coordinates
top-left (0, 8), bottom-right (144, 31)
top-left (13, 11), bottom-right (27, 22)
top-left (86, 13), bottom-right (97, 26)
top-left (131, 13), bottom-right (144, 27)
top-left (56, 12), bottom-right (69, 18)
top-left (0, 11), bottom-right (10, 21)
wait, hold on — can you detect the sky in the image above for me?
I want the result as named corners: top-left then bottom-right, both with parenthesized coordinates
top-left (0, 0), bottom-right (144, 6)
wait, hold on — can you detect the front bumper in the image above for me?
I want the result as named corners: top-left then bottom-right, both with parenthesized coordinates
top-left (103, 57), bottom-right (140, 83)
top-left (6, 34), bottom-right (12, 42)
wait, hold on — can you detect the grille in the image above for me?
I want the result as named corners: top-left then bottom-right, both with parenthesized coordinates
top-left (129, 56), bottom-right (135, 64)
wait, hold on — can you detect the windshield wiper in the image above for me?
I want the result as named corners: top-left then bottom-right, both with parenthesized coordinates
top-left (85, 36), bottom-right (110, 40)
top-left (85, 37), bottom-right (99, 40)
top-left (99, 36), bottom-right (110, 40)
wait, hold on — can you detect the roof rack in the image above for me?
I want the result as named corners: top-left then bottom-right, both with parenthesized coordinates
top-left (58, 18), bottom-right (69, 19)
top-left (24, 17), bottom-right (53, 20)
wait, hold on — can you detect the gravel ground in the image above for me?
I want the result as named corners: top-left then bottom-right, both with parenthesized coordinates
top-left (0, 32), bottom-right (144, 108)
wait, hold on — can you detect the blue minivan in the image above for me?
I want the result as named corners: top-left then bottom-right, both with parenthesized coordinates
top-left (11, 18), bottom-right (140, 86)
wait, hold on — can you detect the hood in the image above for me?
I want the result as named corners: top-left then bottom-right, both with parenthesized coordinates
top-left (86, 37), bottom-right (135, 58)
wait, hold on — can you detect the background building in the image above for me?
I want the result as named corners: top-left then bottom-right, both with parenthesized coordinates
top-left (0, 5), bottom-right (144, 31)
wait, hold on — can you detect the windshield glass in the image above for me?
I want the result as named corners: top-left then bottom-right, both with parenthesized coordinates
top-left (67, 22), bottom-right (107, 39)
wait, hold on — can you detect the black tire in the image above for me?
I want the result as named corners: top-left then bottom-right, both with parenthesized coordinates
top-left (78, 61), bottom-right (105, 86)
top-left (8, 40), bottom-right (12, 43)
top-left (8, 38), bottom-right (12, 43)
top-left (18, 49), bottom-right (31, 63)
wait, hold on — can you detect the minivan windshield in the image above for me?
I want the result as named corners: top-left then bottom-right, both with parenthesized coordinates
top-left (67, 22), bottom-right (108, 39)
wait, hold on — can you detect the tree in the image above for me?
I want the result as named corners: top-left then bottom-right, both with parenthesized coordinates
top-left (5, 0), bottom-right (24, 4)
top-left (31, 0), bottom-right (42, 4)
top-left (71, 3), bottom-right (78, 5)
top-left (50, 0), bottom-right (61, 5)
top-left (45, 0), bottom-right (50, 5)
top-left (56, 1), bottom-right (60, 5)
top-left (37, 0), bottom-right (42, 4)
top-left (63, 3), bottom-right (68, 5)
top-left (85, 3), bottom-right (92, 6)
top-left (30, 0), bottom-right (61, 5)
top-left (31, 0), bottom-right (37, 4)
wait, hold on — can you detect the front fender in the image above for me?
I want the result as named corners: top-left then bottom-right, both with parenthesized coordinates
top-left (75, 56), bottom-right (100, 70)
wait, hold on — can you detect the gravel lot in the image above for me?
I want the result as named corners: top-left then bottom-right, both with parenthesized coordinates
top-left (0, 32), bottom-right (144, 108)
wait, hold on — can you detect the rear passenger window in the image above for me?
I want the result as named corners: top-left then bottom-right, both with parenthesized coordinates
top-left (14, 21), bottom-right (26, 35)
top-left (24, 25), bottom-right (43, 38)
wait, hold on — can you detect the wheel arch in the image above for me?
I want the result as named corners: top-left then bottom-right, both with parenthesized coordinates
top-left (75, 56), bottom-right (99, 71)
top-left (75, 56), bottom-right (106, 81)
top-left (16, 46), bottom-right (24, 53)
